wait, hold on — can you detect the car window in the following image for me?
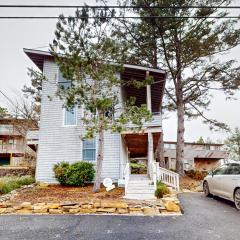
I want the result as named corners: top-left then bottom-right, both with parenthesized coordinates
top-left (213, 165), bottom-right (228, 175)
top-left (224, 166), bottom-right (236, 175)
top-left (231, 165), bottom-right (240, 175)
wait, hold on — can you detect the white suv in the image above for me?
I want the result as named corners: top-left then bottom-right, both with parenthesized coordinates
top-left (203, 163), bottom-right (240, 210)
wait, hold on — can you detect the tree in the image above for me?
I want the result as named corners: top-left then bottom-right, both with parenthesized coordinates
top-left (22, 68), bottom-right (44, 121)
top-left (196, 137), bottom-right (205, 144)
top-left (112, 0), bottom-right (240, 175)
top-left (50, 7), bottom-right (151, 192)
top-left (0, 106), bottom-right (9, 118)
top-left (225, 128), bottom-right (240, 161)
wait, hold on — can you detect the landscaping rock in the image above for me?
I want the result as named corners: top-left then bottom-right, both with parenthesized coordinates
top-left (62, 205), bottom-right (79, 209)
top-left (81, 204), bottom-right (93, 209)
top-left (129, 207), bottom-right (142, 211)
top-left (0, 208), bottom-right (7, 214)
top-left (79, 208), bottom-right (97, 213)
top-left (60, 202), bottom-right (78, 206)
top-left (16, 209), bottom-right (32, 214)
top-left (49, 209), bottom-right (63, 214)
top-left (93, 201), bottom-right (101, 208)
top-left (117, 208), bottom-right (128, 214)
top-left (101, 201), bottom-right (128, 209)
top-left (47, 204), bottom-right (60, 209)
top-left (69, 208), bottom-right (80, 214)
top-left (143, 207), bottom-right (157, 216)
top-left (20, 202), bottom-right (32, 210)
top-left (96, 208), bottom-right (116, 213)
top-left (165, 201), bottom-right (180, 212)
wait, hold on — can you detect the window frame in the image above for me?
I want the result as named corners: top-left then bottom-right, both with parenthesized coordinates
top-left (82, 138), bottom-right (96, 162)
top-left (62, 107), bottom-right (77, 127)
top-left (57, 69), bottom-right (72, 89)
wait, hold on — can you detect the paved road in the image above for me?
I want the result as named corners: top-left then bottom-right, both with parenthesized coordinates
top-left (0, 193), bottom-right (239, 240)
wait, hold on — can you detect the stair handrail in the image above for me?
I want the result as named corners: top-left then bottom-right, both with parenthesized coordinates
top-left (124, 162), bottom-right (130, 195)
top-left (157, 166), bottom-right (180, 191)
top-left (150, 161), bottom-right (157, 189)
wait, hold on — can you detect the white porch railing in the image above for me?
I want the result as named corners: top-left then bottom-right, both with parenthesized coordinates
top-left (157, 166), bottom-right (180, 191)
top-left (124, 162), bottom-right (130, 195)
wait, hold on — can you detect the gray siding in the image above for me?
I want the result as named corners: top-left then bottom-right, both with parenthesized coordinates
top-left (36, 60), bottom-right (121, 183)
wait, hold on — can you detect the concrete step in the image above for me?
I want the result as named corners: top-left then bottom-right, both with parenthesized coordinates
top-left (127, 185), bottom-right (155, 189)
top-left (126, 189), bottom-right (155, 194)
top-left (124, 193), bottom-right (156, 200)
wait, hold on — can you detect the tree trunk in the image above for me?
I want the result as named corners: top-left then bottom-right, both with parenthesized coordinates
top-left (156, 133), bottom-right (165, 168)
top-left (176, 102), bottom-right (185, 176)
top-left (93, 125), bottom-right (104, 193)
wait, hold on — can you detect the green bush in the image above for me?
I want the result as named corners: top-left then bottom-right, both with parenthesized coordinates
top-left (0, 175), bottom-right (35, 194)
top-left (155, 181), bottom-right (170, 198)
top-left (53, 161), bottom-right (95, 186)
top-left (130, 162), bottom-right (147, 174)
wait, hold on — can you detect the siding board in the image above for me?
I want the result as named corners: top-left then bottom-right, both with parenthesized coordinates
top-left (36, 60), bottom-right (120, 183)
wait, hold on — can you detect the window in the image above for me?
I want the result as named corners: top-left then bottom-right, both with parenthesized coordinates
top-left (213, 164), bottom-right (228, 175)
top-left (83, 139), bottom-right (96, 162)
top-left (58, 70), bottom-right (72, 89)
top-left (224, 164), bottom-right (240, 175)
top-left (64, 107), bottom-right (77, 126)
top-left (8, 139), bottom-right (15, 150)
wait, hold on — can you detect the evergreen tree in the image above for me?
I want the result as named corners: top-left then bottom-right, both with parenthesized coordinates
top-left (225, 128), bottom-right (240, 161)
top-left (22, 68), bottom-right (44, 121)
top-left (113, 0), bottom-right (240, 175)
top-left (50, 7), bottom-right (151, 192)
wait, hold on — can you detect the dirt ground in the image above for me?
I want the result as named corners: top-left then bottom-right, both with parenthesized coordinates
top-left (10, 184), bottom-right (125, 204)
top-left (180, 176), bottom-right (202, 190)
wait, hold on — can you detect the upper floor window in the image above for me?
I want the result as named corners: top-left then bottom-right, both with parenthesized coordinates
top-left (82, 138), bottom-right (96, 162)
top-left (64, 107), bottom-right (77, 126)
top-left (58, 70), bottom-right (72, 89)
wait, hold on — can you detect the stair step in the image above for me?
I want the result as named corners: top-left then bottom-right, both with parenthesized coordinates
top-left (126, 189), bottom-right (155, 194)
top-left (124, 194), bottom-right (156, 200)
top-left (128, 186), bottom-right (155, 189)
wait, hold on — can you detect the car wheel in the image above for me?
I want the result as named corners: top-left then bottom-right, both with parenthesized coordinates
top-left (234, 189), bottom-right (240, 210)
top-left (203, 181), bottom-right (210, 197)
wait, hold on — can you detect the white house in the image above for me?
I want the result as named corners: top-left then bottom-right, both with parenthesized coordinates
top-left (24, 48), bottom-right (179, 199)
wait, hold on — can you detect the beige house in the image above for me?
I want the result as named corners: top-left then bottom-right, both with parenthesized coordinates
top-left (0, 118), bottom-right (38, 175)
top-left (164, 141), bottom-right (227, 172)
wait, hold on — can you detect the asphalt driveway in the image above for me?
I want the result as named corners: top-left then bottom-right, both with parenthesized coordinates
top-left (0, 193), bottom-right (239, 240)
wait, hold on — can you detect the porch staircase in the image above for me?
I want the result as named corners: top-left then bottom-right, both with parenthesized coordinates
top-left (124, 174), bottom-right (156, 200)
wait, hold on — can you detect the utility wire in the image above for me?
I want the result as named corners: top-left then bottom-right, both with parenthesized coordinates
top-left (0, 16), bottom-right (239, 19)
top-left (0, 5), bottom-right (240, 9)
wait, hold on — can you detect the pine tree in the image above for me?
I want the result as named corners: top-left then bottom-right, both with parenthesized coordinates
top-left (113, 0), bottom-right (240, 175)
top-left (50, 7), bottom-right (151, 192)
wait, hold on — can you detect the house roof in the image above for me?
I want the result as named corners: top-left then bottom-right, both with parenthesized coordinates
top-left (164, 141), bottom-right (224, 146)
top-left (24, 48), bottom-right (167, 112)
top-left (23, 48), bottom-right (166, 74)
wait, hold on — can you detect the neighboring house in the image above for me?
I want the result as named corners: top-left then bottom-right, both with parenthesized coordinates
top-left (164, 141), bottom-right (227, 172)
top-left (0, 118), bottom-right (37, 176)
top-left (24, 48), bottom-right (180, 199)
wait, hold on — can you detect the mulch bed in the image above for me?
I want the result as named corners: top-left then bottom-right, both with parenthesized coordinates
top-left (10, 184), bottom-right (124, 204)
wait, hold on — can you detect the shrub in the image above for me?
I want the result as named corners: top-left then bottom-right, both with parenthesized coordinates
top-left (155, 181), bottom-right (170, 198)
top-left (53, 161), bottom-right (95, 186)
top-left (130, 162), bottom-right (147, 174)
top-left (0, 175), bottom-right (35, 194)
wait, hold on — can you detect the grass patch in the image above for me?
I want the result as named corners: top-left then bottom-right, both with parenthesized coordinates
top-left (0, 175), bottom-right (35, 194)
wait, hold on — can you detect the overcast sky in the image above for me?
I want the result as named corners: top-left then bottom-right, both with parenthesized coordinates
top-left (0, 0), bottom-right (239, 143)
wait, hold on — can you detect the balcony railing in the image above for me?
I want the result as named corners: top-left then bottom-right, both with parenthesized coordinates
top-left (0, 144), bottom-right (24, 153)
top-left (125, 112), bottom-right (162, 129)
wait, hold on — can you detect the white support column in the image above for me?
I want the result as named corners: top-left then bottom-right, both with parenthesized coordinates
top-left (146, 71), bottom-right (152, 113)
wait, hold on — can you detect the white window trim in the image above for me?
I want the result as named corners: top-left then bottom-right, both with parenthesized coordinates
top-left (82, 138), bottom-right (97, 162)
top-left (62, 107), bottom-right (78, 127)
